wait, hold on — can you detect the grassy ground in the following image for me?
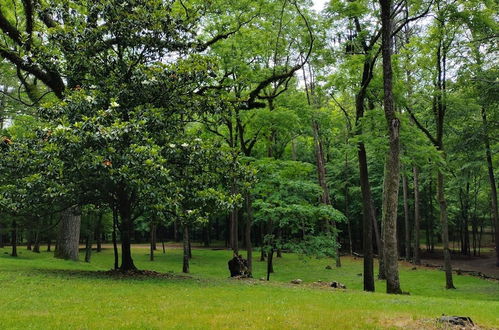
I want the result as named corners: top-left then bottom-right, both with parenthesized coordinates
top-left (0, 244), bottom-right (498, 329)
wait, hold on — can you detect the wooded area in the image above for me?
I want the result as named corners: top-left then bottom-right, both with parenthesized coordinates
top-left (0, 0), bottom-right (497, 302)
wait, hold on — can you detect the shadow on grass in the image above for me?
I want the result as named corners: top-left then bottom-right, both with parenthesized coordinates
top-left (31, 268), bottom-right (194, 282)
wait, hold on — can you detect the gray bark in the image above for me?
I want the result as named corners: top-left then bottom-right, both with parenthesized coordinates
top-left (380, 0), bottom-right (402, 294)
top-left (54, 207), bottom-right (81, 261)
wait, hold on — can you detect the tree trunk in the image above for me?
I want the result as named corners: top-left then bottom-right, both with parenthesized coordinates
top-left (245, 192), bottom-right (254, 275)
top-left (402, 175), bottom-right (410, 261)
top-left (266, 248), bottom-right (274, 281)
top-left (379, 0), bottom-right (402, 294)
top-left (230, 183), bottom-right (239, 254)
top-left (413, 167), bottom-right (421, 265)
top-left (84, 232), bottom-right (92, 263)
top-left (33, 222), bottom-right (41, 253)
top-left (0, 223), bottom-right (3, 248)
top-left (112, 209), bottom-right (119, 270)
top-left (174, 219), bottom-right (179, 242)
top-left (150, 222), bottom-right (155, 261)
top-left (182, 223), bottom-right (189, 273)
top-left (437, 171), bottom-right (455, 289)
top-left (95, 214), bottom-right (102, 253)
top-left (11, 219), bottom-right (17, 257)
top-left (359, 144), bottom-right (375, 291)
top-left (481, 106), bottom-right (499, 266)
top-left (119, 212), bottom-right (136, 271)
top-left (54, 207), bottom-right (81, 261)
top-left (312, 119), bottom-right (341, 267)
top-left (47, 238), bottom-right (51, 252)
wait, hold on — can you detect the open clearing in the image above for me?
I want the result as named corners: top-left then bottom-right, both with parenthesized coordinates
top-left (0, 245), bottom-right (498, 329)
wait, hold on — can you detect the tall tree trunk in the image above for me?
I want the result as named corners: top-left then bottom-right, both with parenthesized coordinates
top-left (379, 0), bottom-right (402, 294)
top-left (182, 223), bottom-right (189, 273)
top-left (33, 221), bottom-right (41, 253)
top-left (54, 207), bottom-right (81, 261)
top-left (428, 178), bottom-right (435, 252)
top-left (84, 232), bottom-right (92, 263)
top-left (11, 219), bottom-right (17, 257)
top-left (245, 192), bottom-right (254, 275)
top-left (434, 24), bottom-right (455, 288)
top-left (402, 174), bottom-right (410, 261)
top-left (413, 167), bottom-right (421, 265)
top-left (0, 223), bottom-right (3, 248)
top-left (173, 219), bottom-right (179, 242)
top-left (112, 209), bottom-right (119, 270)
top-left (437, 172), bottom-right (455, 288)
top-left (95, 213), bottom-right (102, 253)
top-left (481, 106), bottom-right (499, 266)
top-left (230, 181), bottom-right (239, 254)
top-left (150, 222), bottom-right (155, 261)
top-left (359, 144), bottom-right (375, 291)
top-left (312, 120), bottom-right (341, 266)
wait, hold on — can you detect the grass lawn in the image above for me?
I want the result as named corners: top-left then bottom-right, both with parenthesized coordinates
top-left (0, 244), bottom-right (498, 329)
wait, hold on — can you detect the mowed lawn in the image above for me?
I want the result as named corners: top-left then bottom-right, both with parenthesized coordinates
top-left (0, 245), bottom-right (498, 329)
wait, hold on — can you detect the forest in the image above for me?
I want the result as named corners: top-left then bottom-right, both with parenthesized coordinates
top-left (0, 0), bottom-right (497, 328)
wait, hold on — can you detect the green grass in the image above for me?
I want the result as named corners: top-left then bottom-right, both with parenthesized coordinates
top-left (0, 245), bottom-right (498, 329)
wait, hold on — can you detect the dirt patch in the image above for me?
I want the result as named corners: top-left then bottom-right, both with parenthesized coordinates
top-left (420, 248), bottom-right (499, 281)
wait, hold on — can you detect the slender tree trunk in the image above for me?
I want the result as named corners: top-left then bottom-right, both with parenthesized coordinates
top-left (413, 167), bottom-right (421, 265)
top-left (33, 221), bottom-right (41, 253)
top-left (112, 209), bottom-right (119, 270)
top-left (174, 219), bottom-right (179, 242)
top-left (402, 174), bottom-right (410, 261)
top-left (312, 119), bottom-right (340, 266)
top-left (359, 144), bottom-right (375, 291)
top-left (230, 185), bottom-right (239, 254)
top-left (380, 0), bottom-right (402, 294)
top-left (0, 223), bottom-right (3, 248)
top-left (481, 106), bottom-right (499, 266)
top-left (188, 231), bottom-right (192, 259)
top-left (438, 171), bottom-right (455, 289)
top-left (345, 181), bottom-right (353, 256)
top-left (266, 248), bottom-right (274, 281)
top-left (54, 207), bottom-right (81, 261)
top-left (150, 222), bottom-right (155, 261)
top-left (47, 238), bottom-right (51, 252)
top-left (182, 223), bottom-right (189, 273)
top-left (11, 219), bottom-right (17, 257)
top-left (245, 192), bottom-right (253, 275)
top-left (84, 232), bottom-right (92, 263)
top-left (276, 227), bottom-right (283, 258)
top-left (95, 214), bottom-right (102, 253)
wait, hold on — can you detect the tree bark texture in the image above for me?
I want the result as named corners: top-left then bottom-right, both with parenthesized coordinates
top-left (54, 207), bottom-right (81, 261)
top-left (380, 0), bottom-right (402, 294)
